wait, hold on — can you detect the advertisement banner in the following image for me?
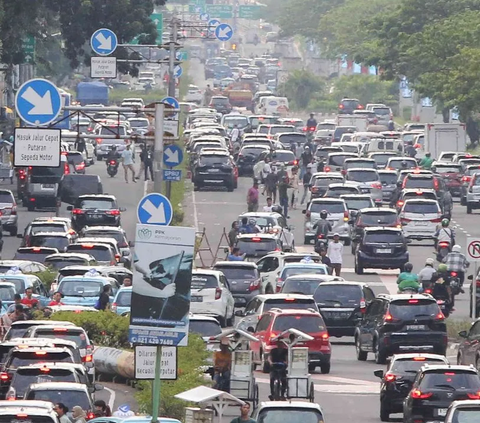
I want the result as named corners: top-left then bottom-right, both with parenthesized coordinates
top-left (129, 224), bottom-right (195, 346)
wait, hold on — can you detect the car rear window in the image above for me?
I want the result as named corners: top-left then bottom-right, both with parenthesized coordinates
top-left (451, 409), bottom-right (480, 423)
top-left (257, 408), bottom-right (323, 423)
top-left (272, 315), bottom-right (326, 332)
top-left (236, 239), bottom-right (277, 255)
top-left (281, 279), bottom-right (322, 295)
top-left (403, 192), bottom-right (437, 201)
top-left (347, 170), bottom-right (378, 182)
top-left (0, 416), bottom-right (57, 423)
top-left (310, 202), bottom-right (345, 214)
top-left (379, 173), bottom-right (397, 184)
top-left (314, 177), bottom-right (343, 187)
top-left (30, 236), bottom-right (69, 252)
top-left (373, 155), bottom-right (396, 166)
top-left (273, 151), bottom-right (295, 162)
top-left (191, 275), bottom-right (219, 289)
top-left (189, 320), bottom-right (222, 337)
top-left (390, 358), bottom-right (447, 373)
top-left (115, 291), bottom-right (131, 307)
top-left (314, 284), bottom-right (362, 307)
top-left (434, 165), bottom-right (462, 174)
top-left (329, 154), bottom-right (354, 166)
top-left (26, 389), bottom-right (90, 411)
top-left (327, 187), bottom-right (359, 196)
top-left (388, 299), bottom-right (440, 320)
top-left (67, 153), bottom-right (83, 164)
top-left (66, 245), bottom-right (112, 262)
top-left (343, 198), bottom-right (373, 210)
top-left (278, 134), bottom-right (306, 145)
top-left (199, 155), bottom-right (229, 166)
top-left (281, 266), bottom-right (327, 278)
top-left (364, 231), bottom-right (404, 244)
top-left (360, 212), bottom-right (397, 225)
top-left (389, 159), bottom-right (417, 170)
top-left (373, 107), bottom-right (390, 115)
top-left (0, 192), bottom-right (13, 203)
top-left (58, 279), bottom-right (104, 297)
top-left (13, 253), bottom-right (52, 263)
top-left (405, 177), bottom-right (435, 189)
top-left (213, 267), bottom-right (257, 281)
top-left (30, 224), bottom-right (66, 234)
top-left (33, 329), bottom-right (87, 349)
top-left (83, 231), bottom-right (128, 248)
top-left (100, 126), bottom-right (126, 136)
top-left (420, 371), bottom-right (480, 390)
top-left (9, 352), bottom-right (73, 369)
top-left (404, 202), bottom-right (439, 214)
top-left (345, 161), bottom-right (375, 170)
top-left (45, 258), bottom-right (88, 270)
top-left (241, 147), bottom-right (267, 157)
top-left (77, 199), bottom-right (115, 209)
top-left (12, 368), bottom-right (77, 396)
top-left (341, 100), bottom-right (358, 107)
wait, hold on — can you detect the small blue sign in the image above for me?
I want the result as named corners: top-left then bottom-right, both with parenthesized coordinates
top-left (137, 193), bottom-right (173, 226)
top-left (208, 19), bottom-right (221, 32)
top-left (176, 51), bottom-right (187, 61)
top-left (164, 145), bottom-right (184, 167)
top-left (163, 169), bottom-right (182, 182)
top-left (15, 78), bottom-right (62, 126)
top-left (215, 23), bottom-right (233, 42)
top-left (200, 13), bottom-right (210, 21)
top-left (174, 65), bottom-right (183, 78)
top-left (161, 96), bottom-right (179, 110)
top-left (91, 28), bottom-right (118, 56)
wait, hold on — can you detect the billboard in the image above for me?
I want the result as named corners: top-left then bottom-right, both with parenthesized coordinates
top-left (129, 224), bottom-right (196, 346)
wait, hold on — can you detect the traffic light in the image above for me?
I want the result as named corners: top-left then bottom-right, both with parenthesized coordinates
top-left (231, 43), bottom-right (237, 51)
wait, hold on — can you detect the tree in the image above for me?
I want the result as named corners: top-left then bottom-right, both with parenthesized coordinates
top-left (278, 70), bottom-right (325, 109)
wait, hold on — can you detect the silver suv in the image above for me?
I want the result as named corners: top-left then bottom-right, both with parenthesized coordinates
top-left (0, 189), bottom-right (18, 236)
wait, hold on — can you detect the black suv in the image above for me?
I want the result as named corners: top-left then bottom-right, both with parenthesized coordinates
top-left (338, 98), bottom-right (362, 114)
top-left (193, 151), bottom-right (235, 192)
top-left (67, 194), bottom-right (124, 231)
top-left (209, 96), bottom-right (232, 114)
top-left (403, 365), bottom-right (480, 423)
top-left (236, 145), bottom-right (269, 176)
top-left (354, 227), bottom-right (409, 274)
top-left (374, 353), bottom-right (449, 421)
top-left (354, 293), bottom-right (448, 364)
top-left (314, 281), bottom-right (375, 337)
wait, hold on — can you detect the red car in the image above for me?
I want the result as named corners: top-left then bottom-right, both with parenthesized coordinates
top-left (249, 308), bottom-right (331, 374)
top-left (431, 162), bottom-right (463, 196)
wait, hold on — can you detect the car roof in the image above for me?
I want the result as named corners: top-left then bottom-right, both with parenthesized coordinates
top-left (317, 281), bottom-right (368, 287)
top-left (360, 207), bottom-right (397, 213)
top-left (268, 308), bottom-right (320, 316)
top-left (29, 325), bottom-right (85, 332)
top-left (329, 152), bottom-right (358, 157)
top-left (29, 232), bottom-right (70, 238)
top-left (83, 226), bottom-right (125, 232)
top-left (236, 233), bottom-right (278, 240)
top-left (347, 167), bottom-right (377, 172)
top-left (255, 293), bottom-right (317, 301)
top-left (402, 188), bottom-right (436, 194)
top-left (239, 212), bottom-right (282, 218)
top-left (10, 320), bottom-right (76, 327)
top-left (192, 269), bottom-right (222, 277)
top-left (282, 262), bottom-right (326, 268)
top-left (78, 194), bottom-right (116, 200)
top-left (27, 382), bottom-right (90, 391)
top-left (189, 314), bottom-right (222, 323)
top-left (257, 401), bottom-right (323, 411)
top-left (406, 173), bottom-right (434, 179)
top-left (213, 261), bottom-right (258, 269)
top-left (420, 364), bottom-right (476, 373)
top-left (311, 197), bottom-right (346, 203)
top-left (391, 353), bottom-right (449, 361)
top-left (344, 157), bottom-right (374, 162)
top-left (45, 253), bottom-right (94, 260)
top-left (285, 275), bottom-right (344, 281)
top-left (328, 183), bottom-right (360, 189)
top-left (340, 194), bottom-right (373, 200)
top-left (262, 252), bottom-right (320, 260)
top-left (16, 362), bottom-right (85, 371)
top-left (0, 400), bottom-right (55, 410)
top-left (403, 199), bottom-right (438, 204)
top-left (311, 172), bottom-right (343, 178)
top-left (363, 227), bottom-right (403, 233)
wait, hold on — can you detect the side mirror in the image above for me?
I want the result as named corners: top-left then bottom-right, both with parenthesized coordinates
top-left (122, 251), bottom-right (129, 257)
top-left (119, 207), bottom-right (127, 212)
top-left (373, 370), bottom-right (384, 379)
top-left (459, 330), bottom-right (468, 338)
top-left (66, 206), bottom-right (73, 211)
top-left (246, 326), bottom-right (255, 333)
top-left (16, 234), bottom-right (23, 239)
top-left (234, 310), bottom-right (244, 317)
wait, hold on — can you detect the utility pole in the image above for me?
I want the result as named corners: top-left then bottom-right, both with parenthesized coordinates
top-left (168, 18), bottom-right (179, 98)
top-left (154, 103), bottom-right (165, 194)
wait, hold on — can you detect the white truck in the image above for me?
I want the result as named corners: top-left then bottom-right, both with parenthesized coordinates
top-left (423, 123), bottom-right (467, 160)
top-left (336, 115), bottom-right (368, 132)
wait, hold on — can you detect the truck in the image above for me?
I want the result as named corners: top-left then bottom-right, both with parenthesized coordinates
top-left (424, 123), bottom-right (467, 160)
top-left (336, 115), bottom-right (368, 132)
top-left (76, 81), bottom-right (109, 106)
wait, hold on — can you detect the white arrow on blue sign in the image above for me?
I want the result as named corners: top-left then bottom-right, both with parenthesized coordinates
top-left (174, 65), bottom-right (183, 78)
top-left (200, 13), bottom-right (210, 21)
top-left (15, 79), bottom-right (62, 126)
top-left (91, 28), bottom-right (118, 56)
top-left (215, 23), bottom-right (234, 42)
top-left (137, 193), bottom-right (173, 226)
top-left (164, 145), bottom-right (183, 167)
top-left (208, 19), bottom-right (221, 29)
top-left (161, 96), bottom-right (179, 109)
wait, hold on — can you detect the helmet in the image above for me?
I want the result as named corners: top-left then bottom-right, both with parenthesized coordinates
top-left (404, 262), bottom-right (413, 272)
top-left (425, 258), bottom-right (435, 266)
top-left (111, 145), bottom-right (117, 151)
top-left (452, 244), bottom-right (462, 252)
top-left (438, 263), bottom-right (448, 273)
top-left (271, 205), bottom-right (282, 214)
top-left (305, 146), bottom-right (310, 150)
top-left (441, 218), bottom-right (450, 227)
top-left (425, 152), bottom-right (431, 156)
top-left (320, 210), bottom-right (328, 219)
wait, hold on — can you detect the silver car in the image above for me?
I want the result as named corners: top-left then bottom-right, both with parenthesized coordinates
top-left (345, 168), bottom-right (383, 205)
top-left (378, 170), bottom-right (398, 203)
top-left (0, 190), bottom-right (18, 236)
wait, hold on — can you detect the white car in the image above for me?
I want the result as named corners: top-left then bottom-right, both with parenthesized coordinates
top-left (185, 84), bottom-right (203, 103)
top-left (345, 168), bottom-right (383, 205)
top-left (400, 199), bottom-right (442, 240)
top-left (276, 262), bottom-right (329, 292)
top-left (253, 401), bottom-right (325, 423)
top-left (189, 270), bottom-right (235, 327)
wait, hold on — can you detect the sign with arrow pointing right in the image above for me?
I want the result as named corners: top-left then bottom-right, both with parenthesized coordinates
top-left (163, 145), bottom-right (183, 167)
top-left (91, 28), bottom-right (118, 56)
top-left (137, 193), bottom-right (173, 226)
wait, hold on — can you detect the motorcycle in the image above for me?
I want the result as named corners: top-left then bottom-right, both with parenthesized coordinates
top-left (447, 271), bottom-right (461, 296)
top-left (436, 299), bottom-right (451, 318)
top-left (107, 159), bottom-right (119, 177)
top-left (304, 127), bottom-right (316, 143)
top-left (314, 234), bottom-right (327, 254)
top-left (436, 240), bottom-right (451, 262)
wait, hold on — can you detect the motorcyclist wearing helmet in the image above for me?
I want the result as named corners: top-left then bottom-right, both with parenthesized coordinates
top-left (306, 113), bottom-right (317, 129)
top-left (418, 258), bottom-right (436, 290)
top-left (397, 262), bottom-right (420, 292)
top-left (390, 181), bottom-right (403, 208)
top-left (248, 218), bottom-right (261, 234)
top-left (441, 189), bottom-right (453, 219)
top-left (106, 145), bottom-right (121, 164)
top-left (434, 218), bottom-right (455, 247)
top-left (443, 244), bottom-right (469, 290)
top-left (431, 263), bottom-right (452, 305)
top-left (313, 210), bottom-right (332, 240)
top-left (419, 152), bottom-right (434, 170)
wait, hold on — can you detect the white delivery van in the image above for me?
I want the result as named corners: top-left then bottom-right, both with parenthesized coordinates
top-left (259, 96), bottom-right (290, 116)
top-left (424, 123), bottom-right (467, 160)
top-left (336, 115), bottom-right (368, 132)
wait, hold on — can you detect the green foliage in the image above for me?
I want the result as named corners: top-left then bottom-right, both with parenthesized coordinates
top-left (33, 270), bottom-right (57, 291)
top-left (135, 334), bottom-right (209, 420)
top-left (109, 88), bottom-right (167, 106)
top-left (49, 311), bottom-right (130, 349)
top-left (278, 70), bottom-right (325, 110)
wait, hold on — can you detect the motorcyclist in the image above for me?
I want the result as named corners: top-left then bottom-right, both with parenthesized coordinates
top-left (213, 338), bottom-right (231, 392)
top-left (441, 190), bottom-right (453, 219)
top-left (306, 113), bottom-right (317, 129)
top-left (431, 263), bottom-right (452, 304)
top-left (106, 145), bottom-right (121, 165)
top-left (268, 338), bottom-right (288, 400)
top-left (405, 141), bottom-right (417, 158)
top-left (434, 218), bottom-right (455, 248)
top-left (397, 262), bottom-right (420, 292)
top-left (419, 152), bottom-right (434, 170)
top-left (389, 181), bottom-right (403, 208)
top-left (443, 244), bottom-right (469, 292)
top-left (418, 258), bottom-right (436, 290)
top-left (248, 218), bottom-right (261, 233)
top-left (313, 210), bottom-right (332, 241)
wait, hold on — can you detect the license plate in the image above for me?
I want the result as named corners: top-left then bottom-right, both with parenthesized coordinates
top-left (436, 409), bottom-right (447, 417)
top-left (209, 168), bottom-right (220, 172)
top-left (414, 221), bottom-right (428, 226)
top-left (41, 184), bottom-right (54, 189)
top-left (331, 313), bottom-right (348, 319)
top-left (376, 249), bottom-right (392, 254)
top-left (88, 214), bottom-right (102, 219)
top-left (406, 325), bottom-right (426, 330)
top-left (361, 188), bottom-right (370, 193)
top-left (191, 296), bottom-right (203, 302)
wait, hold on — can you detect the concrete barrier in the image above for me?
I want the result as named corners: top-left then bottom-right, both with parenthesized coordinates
top-left (93, 347), bottom-right (135, 380)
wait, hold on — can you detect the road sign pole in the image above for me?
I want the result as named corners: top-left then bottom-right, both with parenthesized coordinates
top-left (168, 19), bottom-right (179, 98)
top-left (472, 262), bottom-right (478, 319)
top-left (151, 345), bottom-right (162, 423)
top-left (154, 103), bottom-right (165, 194)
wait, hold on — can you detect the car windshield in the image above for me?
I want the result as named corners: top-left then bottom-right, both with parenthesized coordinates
top-left (27, 389), bottom-right (90, 410)
top-left (257, 408), bottom-right (323, 423)
top-left (272, 315), bottom-right (326, 332)
top-left (100, 126), bottom-right (126, 136)
top-left (189, 321), bottom-right (222, 337)
top-left (214, 267), bottom-right (257, 280)
top-left (434, 165), bottom-right (461, 174)
top-left (281, 266), bottom-right (327, 278)
top-left (31, 166), bottom-right (64, 179)
top-left (77, 199), bottom-right (115, 209)
top-left (347, 171), bottom-right (378, 182)
top-left (236, 239), bottom-right (277, 255)
top-left (389, 299), bottom-right (440, 320)
top-left (379, 173), bottom-right (397, 184)
top-left (345, 161), bottom-right (375, 170)
top-left (360, 212), bottom-right (397, 225)
top-left (344, 199), bottom-right (373, 210)
top-left (58, 280), bottom-right (104, 297)
top-left (66, 245), bottom-right (111, 262)
top-left (0, 286), bottom-right (15, 301)
top-left (329, 155), bottom-right (355, 166)
top-left (191, 275), bottom-right (218, 290)
top-left (45, 258), bottom-right (88, 270)
top-left (310, 202), bottom-right (345, 214)
top-left (30, 236), bottom-right (69, 251)
top-left (273, 151), bottom-right (295, 162)
top-left (404, 202), bottom-right (438, 214)
top-left (314, 177), bottom-right (343, 187)
top-left (365, 231), bottom-right (404, 243)
top-left (33, 329), bottom-right (88, 348)
top-left (199, 155), bottom-right (229, 166)
top-left (420, 371), bottom-right (480, 390)
top-left (30, 224), bottom-right (66, 234)
top-left (390, 358), bottom-right (446, 374)
top-left (263, 299), bottom-right (318, 313)
top-left (452, 409), bottom-right (480, 423)
top-left (314, 284), bottom-right (361, 307)
top-left (115, 291), bottom-right (131, 307)
top-left (13, 253), bottom-right (51, 263)
top-left (10, 352), bottom-right (73, 369)
top-left (466, 167), bottom-right (480, 176)
top-left (12, 369), bottom-right (77, 397)
top-left (404, 178), bottom-right (435, 189)
top-left (129, 119), bottom-right (149, 128)
top-left (83, 231), bottom-right (127, 248)
top-left (282, 279), bottom-right (322, 295)
top-left (327, 187), bottom-right (358, 196)
top-left (223, 117), bottom-right (248, 128)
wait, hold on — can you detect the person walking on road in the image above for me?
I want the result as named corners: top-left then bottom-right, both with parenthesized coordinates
top-left (228, 221), bottom-right (239, 249)
top-left (121, 143), bottom-right (136, 183)
top-left (300, 146), bottom-right (313, 179)
top-left (247, 180), bottom-right (259, 212)
top-left (137, 144), bottom-right (146, 179)
top-left (143, 145), bottom-right (154, 181)
top-left (230, 124), bottom-right (240, 147)
top-left (290, 166), bottom-right (300, 209)
top-left (230, 402), bottom-right (256, 423)
top-left (278, 173), bottom-right (291, 218)
top-left (96, 285), bottom-right (111, 311)
top-left (72, 406), bottom-right (87, 423)
top-left (204, 84), bottom-right (213, 106)
top-left (263, 197), bottom-right (274, 212)
top-left (55, 404), bottom-right (71, 423)
top-left (327, 233), bottom-right (344, 276)
top-left (301, 165), bottom-right (312, 205)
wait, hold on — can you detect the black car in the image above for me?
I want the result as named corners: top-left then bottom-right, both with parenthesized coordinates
top-left (374, 353), bottom-right (449, 421)
top-left (234, 234), bottom-right (282, 260)
top-left (338, 98), bottom-right (363, 114)
top-left (314, 281), bottom-right (375, 337)
top-left (354, 227), bottom-right (409, 274)
top-left (193, 151), bottom-right (235, 191)
top-left (457, 319), bottom-right (480, 367)
top-left (236, 145), bottom-right (269, 176)
top-left (13, 247), bottom-right (59, 264)
top-left (354, 293), bottom-right (448, 364)
top-left (403, 365), bottom-right (480, 423)
top-left (209, 96), bottom-right (232, 114)
top-left (67, 195), bottom-right (124, 231)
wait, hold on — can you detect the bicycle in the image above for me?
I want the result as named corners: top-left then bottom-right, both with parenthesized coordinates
top-left (270, 362), bottom-right (287, 401)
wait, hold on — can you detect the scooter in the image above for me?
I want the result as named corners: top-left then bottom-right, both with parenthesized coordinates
top-left (436, 240), bottom-right (451, 262)
top-left (314, 234), bottom-right (327, 254)
top-left (447, 271), bottom-right (462, 296)
top-left (107, 159), bottom-right (119, 177)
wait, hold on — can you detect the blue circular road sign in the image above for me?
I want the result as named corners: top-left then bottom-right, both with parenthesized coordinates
top-left (174, 65), bottom-right (183, 78)
top-left (91, 28), bottom-right (118, 56)
top-left (215, 23), bottom-right (234, 42)
top-left (163, 145), bottom-right (184, 168)
top-left (161, 96), bottom-right (179, 109)
top-left (137, 193), bottom-right (173, 226)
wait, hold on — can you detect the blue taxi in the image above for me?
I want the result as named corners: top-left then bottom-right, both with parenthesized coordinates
top-left (112, 286), bottom-right (131, 316)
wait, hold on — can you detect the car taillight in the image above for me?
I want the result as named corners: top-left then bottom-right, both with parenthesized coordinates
top-left (384, 313), bottom-right (399, 322)
top-left (341, 169), bottom-right (346, 176)
top-left (309, 127), bottom-right (315, 131)
top-left (112, 302), bottom-right (117, 312)
top-left (357, 104), bottom-right (364, 109)
top-left (339, 104), bottom-right (344, 109)
top-left (385, 373), bottom-right (396, 382)
top-left (430, 218), bottom-right (442, 223)
top-left (11, 206), bottom-right (17, 215)
top-left (87, 412), bottom-right (95, 420)
top-left (397, 200), bottom-right (404, 207)
top-left (467, 392), bottom-right (480, 399)
top-left (64, 162), bottom-right (70, 174)
top-left (0, 373), bottom-right (10, 381)
top-left (411, 390), bottom-right (432, 399)
top-left (115, 254), bottom-right (121, 262)
top-left (324, 166), bottom-right (331, 172)
top-left (462, 176), bottom-right (471, 183)
top-left (344, 211), bottom-right (349, 221)
top-left (321, 332), bottom-right (329, 341)
top-left (76, 162), bottom-right (85, 170)
top-left (433, 178), bottom-right (439, 190)
top-left (72, 208), bottom-right (84, 214)
top-left (249, 279), bottom-right (261, 292)
top-left (311, 187), bottom-right (318, 193)
top-left (425, 289), bottom-right (432, 294)
top-left (401, 218), bottom-right (411, 224)
top-left (83, 354), bottom-right (93, 363)
top-left (96, 138), bottom-right (102, 144)
top-left (215, 287), bottom-right (222, 300)
top-left (107, 209), bottom-right (121, 215)
top-left (435, 312), bottom-right (445, 320)
top-left (371, 182), bottom-right (382, 189)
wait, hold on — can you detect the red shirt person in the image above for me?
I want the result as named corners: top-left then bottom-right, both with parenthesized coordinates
top-left (20, 287), bottom-right (39, 308)
top-left (48, 292), bottom-right (64, 306)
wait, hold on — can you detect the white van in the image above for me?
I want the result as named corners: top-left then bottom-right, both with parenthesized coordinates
top-left (139, 71), bottom-right (155, 80)
top-left (364, 138), bottom-right (404, 155)
top-left (258, 96), bottom-right (289, 116)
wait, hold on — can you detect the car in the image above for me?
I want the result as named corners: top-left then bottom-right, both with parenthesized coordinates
top-left (338, 98), bottom-right (363, 114)
top-left (66, 242), bottom-right (117, 266)
top-left (386, 157), bottom-right (418, 171)
top-left (250, 308), bottom-right (331, 373)
top-left (0, 273), bottom-right (50, 306)
top-left (185, 84), bottom-right (203, 103)
top-left (325, 152), bottom-right (358, 172)
top-left (276, 262), bottom-right (328, 292)
top-left (374, 353), bottom-right (450, 421)
top-left (28, 232), bottom-right (73, 253)
top-left (280, 274), bottom-right (343, 295)
top-left (396, 188), bottom-right (438, 210)
top-left (67, 195), bottom-right (124, 231)
top-left (431, 162), bottom-right (463, 196)
top-left (368, 152), bottom-right (398, 169)
top-left (0, 189), bottom-right (18, 236)
top-left (236, 145), bottom-right (270, 176)
top-left (309, 172), bottom-right (344, 198)
top-left (354, 227), bottom-right (409, 274)
top-left (371, 106), bottom-right (393, 126)
top-left (378, 170), bottom-right (398, 202)
top-left (355, 293), bottom-right (447, 363)
top-left (403, 172), bottom-right (446, 202)
top-left (458, 158), bottom-right (480, 173)
top-left (314, 281), bottom-right (376, 337)
top-left (192, 150), bottom-right (236, 192)
top-left (189, 313), bottom-right (222, 341)
top-left (44, 253), bottom-right (97, 271)
top-left (211, 261), bottom-right (261, 307)
top-left (324, 182), bottom-right (362, 198)
top-left (237, 212), bottom-right (295, 252)
top-left (111, 286), bottom-right (131, 316)
top-left (0, 400), bottom-right (60, 423)
top-left (19, 220), bottom-right (72, 247)
top-left (403, 365), bottom-right (480, 423)
top-left (303, 198), bottom-right (350, 244)
top-left (314, 146), bottom-right (343, 163)
top-left (14, 247), bottom-right (59, 264)
top-left (94, 124), bottom-right (128, 160)
top-left (56, 274), bottom-right (119, 307)
top-left (76, 237), bottom-right (122, 265)
top-left (342, 158), bottom-right (376, 172)
top-left (235, 293), bottom-right (320, 332)
top-left (452, 153), bottom-right (480, 163)
top-left (397, 169), bottom-right (433, 184)
top-left (235, 233), bottom-right (283, 260)
top-left (332, 141), bottom-right (363, 155)
top-left (349, 207), bottom-right (401, 253)
top-left (460, 165), bottom-right (480, 205)
top-left (276, 132), bottom-right (307, 152)
top-left (340, 194), bottom-right (375, 215)
top-left (209, 96), bottom-right (232, 114)
top-left (0, 260), bottom-right (47, 274)
top-left (3, 320), bottom-right (76, 341)
top-left (127, 117), bottom-right (150, 136)
top-left (466, 172), bottom-right (480, 214)
top-left (344, 168), bottom-right (383, 204)
top-left (400, 199), bottom-right (442, 240)
top-left (66, 151), bottom-right (86, 174)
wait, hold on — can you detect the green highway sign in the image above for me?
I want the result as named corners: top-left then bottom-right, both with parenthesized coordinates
top-left (206, 5), bottom-right (233, 19)
top-left (22, 36), bottom-right (36, 64)
top-left (188, 4), bottom-right (204, 13)
top-left (239, 5), bottom-right (263, 20)
top-left (151, 13), bottom-right (163, 44)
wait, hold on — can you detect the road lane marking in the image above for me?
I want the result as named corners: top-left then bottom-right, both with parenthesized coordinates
top-left (143, 180), bottom-right (148, 196)
top-left (104, 386), bottom-right (116, 410)
top-left (192, 189), bottom-right (199, 230)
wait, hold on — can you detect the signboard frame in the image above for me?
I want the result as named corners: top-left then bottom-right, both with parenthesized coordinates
top-left (91, 57), bottom-right (117, 78)
top-left (14, 127), bottom-right (61, 168)
top-left (134, 345), bottom-right (178, 380)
